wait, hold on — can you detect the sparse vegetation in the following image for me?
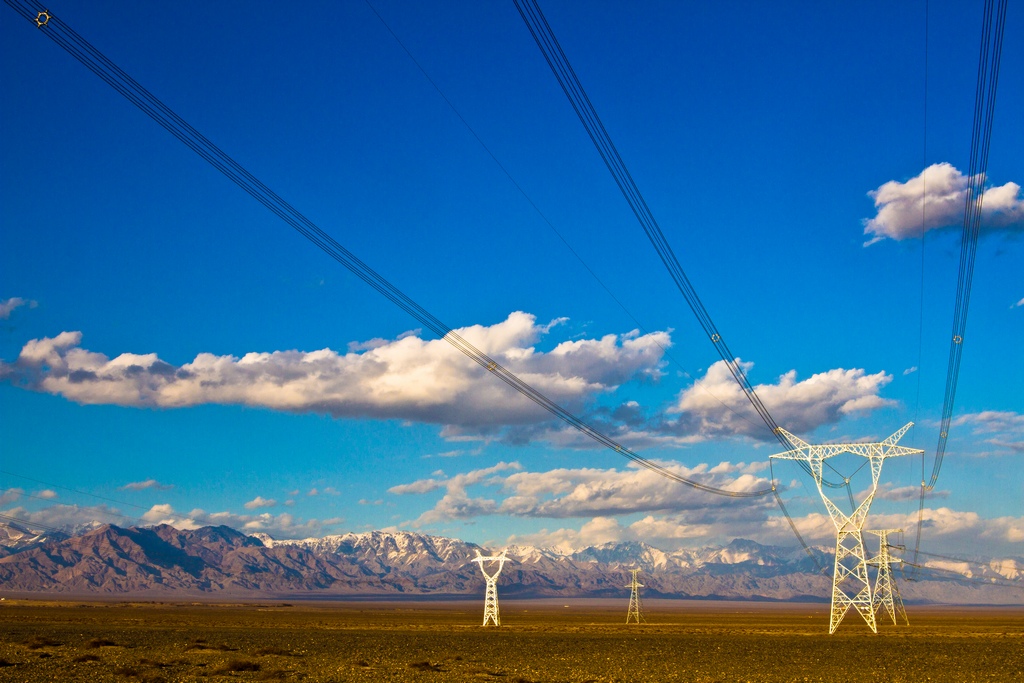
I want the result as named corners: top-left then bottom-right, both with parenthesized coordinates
top-left (0, 600), bottom-right (1019, 682)
top-left (85, 638), bottom-right (118, 648)
top-left (253, 646), bottom-right (299, 657)
top-left (213, 658), bottom-right (261, 673)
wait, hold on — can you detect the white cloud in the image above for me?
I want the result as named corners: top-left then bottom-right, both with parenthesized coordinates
top-left (871, 482), bottom-right (949, 502)
top-left (0, 313), bottom-right (668, 437)
top-left (0, 297), bottom-right (36, 320)
top-left (119, 479), bottom-right (174, 491)
top-left (35, 490), bottom-right (57, 500)
top-left (2, 504), bottom-right (123, 533)
top-left (667, 360), bottom-right (895, 440)
top-left (0, 488), bottom-right (24, 505)
top-left (1012, 297), bottom-right (1024, 309)
top-left (863, 163), bottom-right (1024, 245)
top-left (903, 366), bottom-right (917, 376)
top-left (391, 460), bottom-right (771, 528)
top-left (141, 504), bottom-right (340, 539)
top-left (243, 496), bottom-right (277, 510)
top-left (949, 411), bottom-right (1024, 456)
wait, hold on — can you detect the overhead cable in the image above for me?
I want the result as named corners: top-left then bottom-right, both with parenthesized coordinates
top-left (913, 0), bottom-right (1007, 571)
top-left (512, 0), bottom-right (851, 498)
top-left (362, 0), bottom-right (765, 437)
top-left (2, 0), bottom-right (770, 500)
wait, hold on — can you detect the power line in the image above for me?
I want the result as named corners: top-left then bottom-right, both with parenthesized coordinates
top-left (913, 0), bottom-right (1008, 572)
top-left (512, 0), bottom-right (850, 499)
top-left (2, 0), bottom-right (770, 501)
top-left (361, 0), bottom-right (765, 437)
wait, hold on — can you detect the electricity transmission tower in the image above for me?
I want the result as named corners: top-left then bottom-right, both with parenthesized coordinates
top-left (625, 568), bottom-right (646, 624)
top-left (472, 549), bottom-right (510, 626)
top-left (771, 423), bottom-right (921, 634)
top-left (867, 529), bottom-right (909, 626)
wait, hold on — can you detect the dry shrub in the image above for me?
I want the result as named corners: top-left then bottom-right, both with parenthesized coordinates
top-left (86, 638), bottom-right (118, 648)
top-left (137, 657), bottom-right (168, 668)
top-left (21, 635), bottom-right (61, 649)
top-left (214, 659), bottom-right (261, 673)
top-left (256, 670), bottom-right (291, 681)
top-left (253, 646), bottom-right (298, 657)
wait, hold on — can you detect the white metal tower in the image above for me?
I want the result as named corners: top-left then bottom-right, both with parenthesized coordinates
top-left (867, 528), bottom-right (909, 626)
top-left (625, 568), bottom-right (645, 624)
top-left (472, 549), bottom-right (510, 627)
top-left (770, 423), bottom-right (921, 634)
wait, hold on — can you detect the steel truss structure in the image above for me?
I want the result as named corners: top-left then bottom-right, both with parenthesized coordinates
top-left (771, 423), bottom-right (922, 634)
top-left (868, 529), bottom-right (910, 626)
top-left (472, 549), bottom-right (510, 627)
top-left (625, 568), bottom-right (646, 624)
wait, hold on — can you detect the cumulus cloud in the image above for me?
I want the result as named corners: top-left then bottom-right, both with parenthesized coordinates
top-left (119, 479), bottom-right (174, 491)
top-left (0, 312), bottom-right (669, 437)
top-left (0, 488), bottom-right (24, 505)
top-left (1, 504), bottom-right (123, 534)
top-left (390, 460), bottom-right (772, 528)
top-left (502, 505), bottom-right (1024, 557)
top-left (140, 504), bottom-right (340, 538)
top-left (0, 297), bottom-right (36, 320)
top-left (35, 489), bottom-right (57, 500)
top-left (243, 496), bottom-right (277, 510)
top-left (871, 482), bottom-right (949, 502)
top-left (863, 163), bottom-right (1024, 245)
top-left (1012, 297), bottom-right (1024, 309)
top-left (666, 360), bottom-right (895, 441)
top-left (950, 411), bottom-right (1024, 455)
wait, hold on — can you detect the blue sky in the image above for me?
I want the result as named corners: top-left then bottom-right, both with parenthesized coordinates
top-left (2, 1), bottom-right (1022, 560)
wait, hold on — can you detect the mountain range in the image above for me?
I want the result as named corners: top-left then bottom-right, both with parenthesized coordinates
top-left (0, 522), bottom-right (1019, 604)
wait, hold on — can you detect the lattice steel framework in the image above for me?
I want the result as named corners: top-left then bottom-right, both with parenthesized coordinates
top-left (472, 549), bottom-right (510, 627)
top-left (867, 529), bottom-right (909, 626)
top-left (771, 423), bottom-right (921, 634)
top-left (625, 568), bottom-right (645, 624)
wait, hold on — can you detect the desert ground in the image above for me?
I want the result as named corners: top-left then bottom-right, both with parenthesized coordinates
top-left (0, 598), bottom-right (1020, 682)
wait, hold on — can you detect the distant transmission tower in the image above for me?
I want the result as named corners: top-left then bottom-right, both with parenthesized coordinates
top-left (625, 568), bottom-right (646, 624)
top-left (771, 423), bottom-right (921, 634)
top-left (472, 549), bottom-right (510, 627)
top-left (867, 529), bottom-right (909, 626)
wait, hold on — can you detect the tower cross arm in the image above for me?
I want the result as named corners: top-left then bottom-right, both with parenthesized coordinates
top-left (878, 445), bottom-right (924, 459)
top-left (770, 449), bottom-right (811, 462)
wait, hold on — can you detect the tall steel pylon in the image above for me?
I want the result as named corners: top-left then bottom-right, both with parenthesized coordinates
top-left (771, 423), bottom-right (922, 634)
top-left (625, 568), bottom-right (645, 624)
top-left (867, 529), bottom-right (909, 626)
top-left (472, 549), bottom-right (510, 627)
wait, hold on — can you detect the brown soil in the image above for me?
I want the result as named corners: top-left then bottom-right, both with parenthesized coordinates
top-left (0, 599), bottom-right (1020, 682)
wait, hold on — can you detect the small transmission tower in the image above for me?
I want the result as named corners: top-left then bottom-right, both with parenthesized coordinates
top-left (625, 568), bottom-right (645, 624)
top-left (472, 549), bottom-right (510, 627)
top-left (867, 529), bottom-right (909, 626)
top-left (771, 423), bottom-right (921, 634)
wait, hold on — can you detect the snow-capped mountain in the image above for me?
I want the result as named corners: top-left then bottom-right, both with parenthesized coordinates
top-left (0, 520), bottom-right (67, 558)
top-left (0, 522), bottom-right (1019, 604)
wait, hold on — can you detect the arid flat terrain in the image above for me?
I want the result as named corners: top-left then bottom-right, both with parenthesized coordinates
top-left (0, 599), bottom-right (1020, 682)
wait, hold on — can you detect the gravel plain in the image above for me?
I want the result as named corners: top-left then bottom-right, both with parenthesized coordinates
top-left (0, 599), bottom-right (1020, 682)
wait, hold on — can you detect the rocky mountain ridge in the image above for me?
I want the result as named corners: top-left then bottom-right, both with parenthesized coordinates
top-left (1, 522), bottom-right (1019, 604)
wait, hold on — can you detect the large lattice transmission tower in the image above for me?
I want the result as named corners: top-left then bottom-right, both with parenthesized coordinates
top-left (472, 549), bottom-right (510, 627)
top-left (771, 423), bottom-right (921, 634)
top-left (867, 529), bottom-right (909, 626)
top-left (625, 568), bottom-right (645, 624)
